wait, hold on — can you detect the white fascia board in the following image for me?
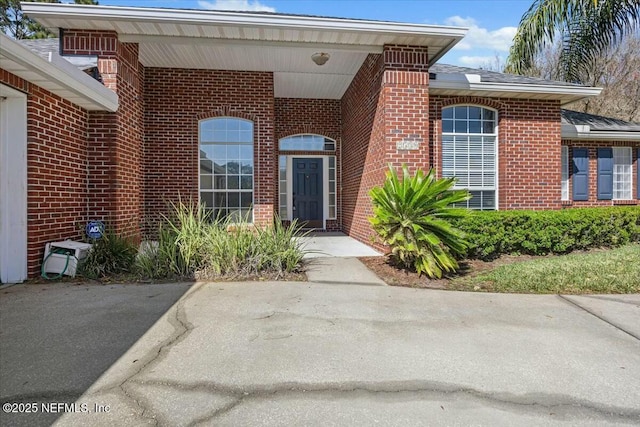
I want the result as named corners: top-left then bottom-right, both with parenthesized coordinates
top-left (118, 33), bottom-right (383, 54)
top-left (430, 78), bottom-right (602, 103)
top-left (21, 3), bottom-right (468, 38)
top-left (0, 34), bottom-right (118, 112)
top-left (562, 124), bottom-right (640, 141)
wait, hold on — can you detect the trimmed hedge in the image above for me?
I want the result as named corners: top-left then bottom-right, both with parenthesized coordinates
top-left (451, 207), bottom-right (640, 260)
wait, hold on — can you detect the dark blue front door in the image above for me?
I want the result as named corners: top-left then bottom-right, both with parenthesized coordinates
top-left (293, 158), bottom-right (323, 228)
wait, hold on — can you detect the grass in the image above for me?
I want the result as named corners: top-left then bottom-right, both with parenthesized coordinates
top-left (453, 244), bottom-right (640, 294)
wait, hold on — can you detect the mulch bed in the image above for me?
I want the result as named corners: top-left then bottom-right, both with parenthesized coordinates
top-left (359, 255), bottom-right (537, 289)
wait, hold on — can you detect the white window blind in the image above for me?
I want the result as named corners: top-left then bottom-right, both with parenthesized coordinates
top-left (442, 106), bottom-right (497, 210)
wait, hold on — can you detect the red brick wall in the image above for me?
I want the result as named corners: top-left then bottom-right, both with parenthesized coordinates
top-left (63, 31), bottom-right (144, 239)
top-left (562, 139), bottom-right (639, 206)
top-left (2, 70), bottom-right (89, 276)
top-left (341, 45), bottom-right (431, 247)
top-left (143, 68), bottom-right (275, 231)
top-left (341, 54), bottom-right (385, 244)
top-left (275, 98), bottom-right (341, 230)
top-left (62, 30), bottom-right (119, 90)
top-left (112, 42), bottom-right (144, 236)
top-left (430, 95), bottom-right (563, 210)
top-left (383, 46), bottom-right (431, 172)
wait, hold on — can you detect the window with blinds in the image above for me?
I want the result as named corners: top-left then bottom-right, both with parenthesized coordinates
top-left (442, 106), bottom-right (497, 210)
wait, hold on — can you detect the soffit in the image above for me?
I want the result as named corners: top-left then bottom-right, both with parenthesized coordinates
top-left (22, 3), bottom-right (467, 99)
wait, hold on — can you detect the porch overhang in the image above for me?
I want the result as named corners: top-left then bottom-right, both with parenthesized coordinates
top-left (21, 2), bottom-right (468, 99)
top-left (0, 33), bottom-right (118, 111)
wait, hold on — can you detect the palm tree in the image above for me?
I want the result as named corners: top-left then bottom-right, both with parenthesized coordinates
top-left (505, 0), bottom-right (640, 83)
top-left (369, 165), bottom-right (471, 279)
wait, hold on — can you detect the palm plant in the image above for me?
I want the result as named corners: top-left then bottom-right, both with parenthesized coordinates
top-left (369, 165), bottom-right (471, 279)
top-left (505, 0), bottom-right (640, 83)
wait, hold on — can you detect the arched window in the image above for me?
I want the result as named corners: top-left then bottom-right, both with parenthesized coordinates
top-left (279, 134), bottom-right (336, 151)
top-left (199, 117), bottom-right (253, 221)
top-left (441, 105), bottom-right (497, 210)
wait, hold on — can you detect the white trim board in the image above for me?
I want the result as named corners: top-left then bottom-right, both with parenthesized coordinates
top-left (561, 124), bottom-right (640, 141)
top-left (0, 84), bottom-right (28, 283)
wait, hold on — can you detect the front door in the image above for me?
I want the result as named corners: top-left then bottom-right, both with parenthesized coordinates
top-left (293, 158), bottom-right (323, 228)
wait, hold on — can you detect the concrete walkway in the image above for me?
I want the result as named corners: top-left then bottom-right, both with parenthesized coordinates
top-left (304, 257), bottom-right (387, 286)
top-left (297, 232), bottom-right (382, 258)
top-left (2, 281), bottom-right (637, 426)
top-left (298, 231), bottom-right (387, 286)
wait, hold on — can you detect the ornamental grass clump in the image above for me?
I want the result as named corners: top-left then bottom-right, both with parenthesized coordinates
top-left (80, 232), bottom-right (138, 279)
top-left (369, 165), bottom-right (471, 279)
top-left (136, 200), bottom-right (307, 280)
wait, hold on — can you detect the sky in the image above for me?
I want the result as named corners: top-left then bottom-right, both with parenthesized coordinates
top-left (96, 0), bottom-right (536, 68)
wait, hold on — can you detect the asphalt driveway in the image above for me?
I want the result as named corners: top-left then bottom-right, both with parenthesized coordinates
top-left (1, 280), bottom-right (639, 426)
top-left (0, 282), bottom-right (191, 427)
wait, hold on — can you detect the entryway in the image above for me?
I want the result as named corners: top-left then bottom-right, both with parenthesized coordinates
top-left (0, 84), bottom-right (28, 284)
top-left (292, 158), bottom-right (323, 229)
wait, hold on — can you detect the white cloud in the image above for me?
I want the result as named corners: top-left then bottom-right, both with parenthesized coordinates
top-left (444, 16), bottom-right (517, 52)
top-left (198, 0), bottom-right (275, 12)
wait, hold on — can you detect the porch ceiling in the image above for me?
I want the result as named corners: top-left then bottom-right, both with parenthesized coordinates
top-left (125, 36), bottom-right (372, 99)
top-left (21, 3), bottom-right (467, 99)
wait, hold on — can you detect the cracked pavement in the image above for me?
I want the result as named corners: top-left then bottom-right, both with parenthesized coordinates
top-left (2, 281), bottom-right (639, 426)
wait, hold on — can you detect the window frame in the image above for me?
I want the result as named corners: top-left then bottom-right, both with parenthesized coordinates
top-left (613, 146), bottom-right (633, 201)
top-left (198, 117), bottom-right (254, 222)
top-left (561, 145), bottom-right (569, 201)
top-left (278, 154), bottom-right (337, 224)
top-left (441, 105), bottom-right (499, 210)
top-left (279, 134), bottom-right (336, 152)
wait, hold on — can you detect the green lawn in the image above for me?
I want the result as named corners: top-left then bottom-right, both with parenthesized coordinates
top-left (454, 244), bottom-right (640, 294)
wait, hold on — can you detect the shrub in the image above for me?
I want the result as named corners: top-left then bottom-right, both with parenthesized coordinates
top-left (79, 232), bottom-right (138, 279)
top-left (369, 165), bottom-right (471, 278)
top-left (140, 201), bottom-right (308, 280)
top-left (452, 207), bottom-right (640, 260)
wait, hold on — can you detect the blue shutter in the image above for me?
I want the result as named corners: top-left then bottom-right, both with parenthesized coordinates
top-left (597, 148), bottom-right (613, 200)
top-left (572, 148), bottom-right (589, 201)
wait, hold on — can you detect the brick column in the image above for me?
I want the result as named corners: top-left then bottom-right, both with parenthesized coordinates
top-left (382, 45), bottom-right (431, 172)
top-left (341, 45), bottom-right (431, 247)
top-left (62, 31), bottom-right (144, 239)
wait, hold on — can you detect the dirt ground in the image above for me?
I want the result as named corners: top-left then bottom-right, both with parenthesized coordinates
top-left (359, 255), bottom-right (537, 289)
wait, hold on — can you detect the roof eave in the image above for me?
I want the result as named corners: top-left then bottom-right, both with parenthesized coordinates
top-left (430, 79), bottom-right (602, 105)
top-left (561, 124), bottom-right (640, 141)
top-left (20, 2), bottom-right (468, 41)
top-left (0, 34), bottom-right (118, 112)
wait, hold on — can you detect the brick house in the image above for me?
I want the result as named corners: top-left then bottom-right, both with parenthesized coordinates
top-left (1, 3), bottom-right (638, 282)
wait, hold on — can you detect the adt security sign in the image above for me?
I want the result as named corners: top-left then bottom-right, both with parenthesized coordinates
top-left (86, 221), bottom-right (105, 239)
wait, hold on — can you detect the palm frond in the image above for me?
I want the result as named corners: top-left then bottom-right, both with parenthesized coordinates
top-left (369, 164), bottom-right (471, 279)
top-left (505, 0), bottom-right (640, 82)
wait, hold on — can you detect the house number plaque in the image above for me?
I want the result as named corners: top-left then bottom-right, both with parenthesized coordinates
top-left (396, 138), bottom-right (421, 151)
